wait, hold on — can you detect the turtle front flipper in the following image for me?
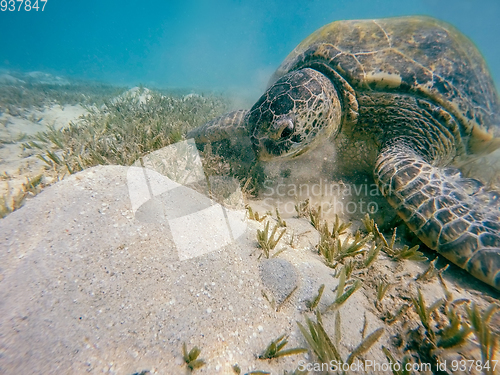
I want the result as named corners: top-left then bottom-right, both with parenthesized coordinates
top-left (187, 109), bottom-right (250, 145)
top-left (374, 144), bottom-right (500, 290)
top-left (187, 109), bottom-right (257, 177)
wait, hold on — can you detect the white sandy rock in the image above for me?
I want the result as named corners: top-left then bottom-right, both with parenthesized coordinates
top-left (0, 165), bottom-right (497, 375)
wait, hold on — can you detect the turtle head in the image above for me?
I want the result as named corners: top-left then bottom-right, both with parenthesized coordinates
top-left (248, 68), bottom-right (341, 161)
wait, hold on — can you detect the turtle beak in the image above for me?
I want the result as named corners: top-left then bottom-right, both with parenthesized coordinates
top-left (270, 115), bottom-right (294, 140)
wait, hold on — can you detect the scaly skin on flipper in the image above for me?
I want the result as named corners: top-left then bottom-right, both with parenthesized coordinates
top-left (188, 16), bottom-right (500, 290)
top-left (375, 143), bottom-right (500, 289)
top-left (187, 109), bottom-right (257, 178)
top-left (187, 109), bottom-right (249, 144)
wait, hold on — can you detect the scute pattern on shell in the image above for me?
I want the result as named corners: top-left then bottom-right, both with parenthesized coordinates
top-left (270, 16), bottom-right (500, 139)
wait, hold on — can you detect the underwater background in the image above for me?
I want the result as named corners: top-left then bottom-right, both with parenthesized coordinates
top-left (2, 2), bottom-right (500, 373)
top-left (1, 0), bottom-right (499, 101)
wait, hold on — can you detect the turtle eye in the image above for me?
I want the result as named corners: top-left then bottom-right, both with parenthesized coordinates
top-left (280, 122), bottom-right (293, 138)
top-left (273, 115), bottom-right (295, 139)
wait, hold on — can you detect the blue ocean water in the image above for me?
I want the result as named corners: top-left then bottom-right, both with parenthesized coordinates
top-left (1, 0), bottom-right (499, 99)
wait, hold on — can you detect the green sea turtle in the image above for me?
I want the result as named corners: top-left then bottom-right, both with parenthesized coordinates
top-left (187, 16), bottom-right (500, 290)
